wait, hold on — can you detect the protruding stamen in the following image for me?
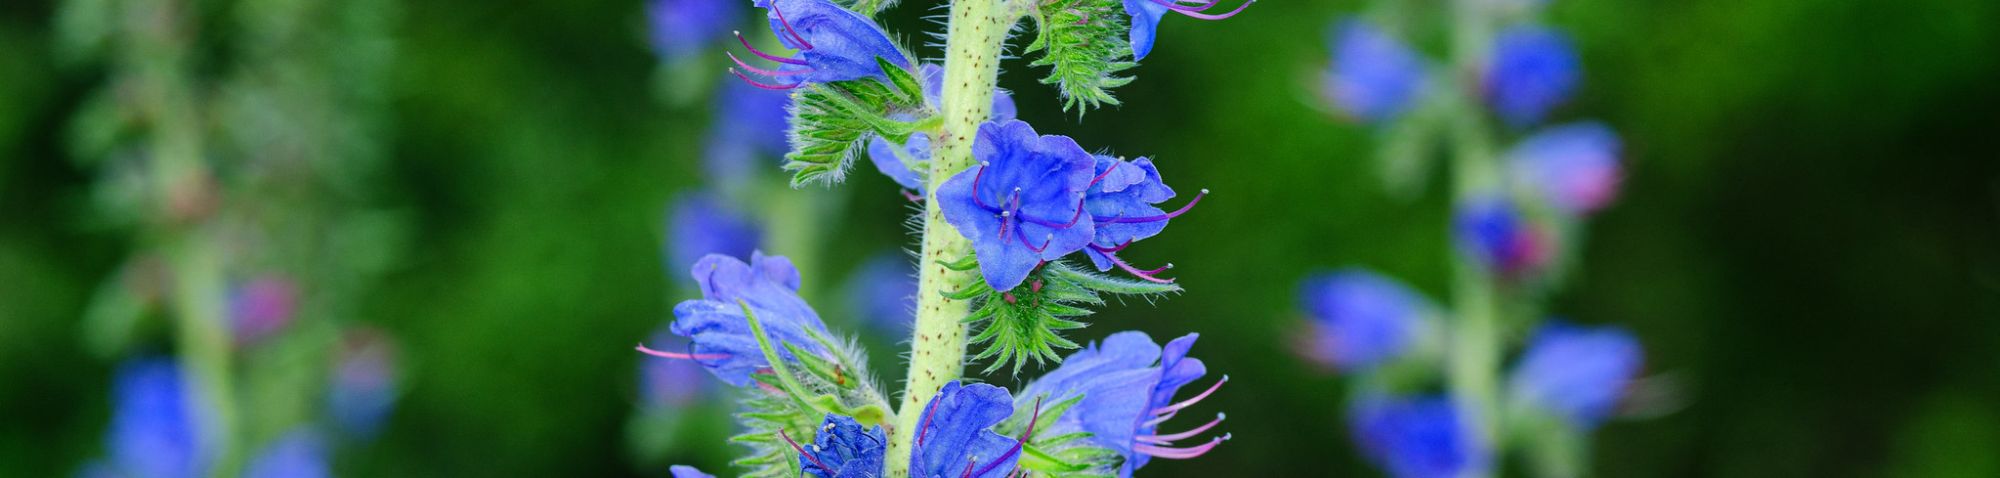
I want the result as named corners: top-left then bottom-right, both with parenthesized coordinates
top-left (1090, 240), bottom-right (1135, 254)
top-left (1174, 0), bottom-right (1254, 20)
top-left (970, 397), bottom-right (1041, 478)
top-left (997, 210), bottom-right (1012, 242)
top-left (1132, 434), bottom-right (1229, 459)
top-left (728, 52), bottom-right (809, 77)
top-left (958, 457), bottom-right (979, 478)
top-left (1100, 189), bottom-right (1208, 224)
top-left (1021, 198), bottom-right (1088, 229)
top-left (1088, 160), bottom-right (1123, 187)
top-left (1138, 412), bottom-right (1225, 444)
top-left (971, 163), bottom-right (997, 211)
top-left (636, 344), bottom-right (730, 361)
top-left (780, 429), bottom-right (834, 473)
top-left (1019, 231), bottom-right (1055, 253)
top-left (768, 1), bottom-right (815, 50)
top-left (1153, 375), bottom-right (1229, 416)
top-left (1103, 252), bottom-right (1176, 284)
top-left (1140, 410), bottom-right (1179, 429)
top-left (916, 399), bottom-right (943, 447)
top-left (735, 31), bottom-right (808, 65)
top-left (730, 68), bottom-right (801, 90)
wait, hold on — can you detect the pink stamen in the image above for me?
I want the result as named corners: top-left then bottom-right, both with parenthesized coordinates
top-left (1132, 434), bottom-right (1230, 459)
top-left (1140, 410), bottom-right (1179, 429)
top-left (1103, 252), bottom-right (1175, 284)
top-left (735, 31), bottom-right (808, 65)
top-left (958, 459), bottom-right (979, 478)
top-left (1022, 198), bottom-right (1088, 229)
top-left (1153, 375), bottom-right (1229, 416)
top-left (1090, 240), bottom-right (1134, 254)
top-left (768, 1), bottom-right (815, 50)
top-left (781, 429), bottom-right (834, 473)
top-left (635, 344), bottom-right (731, 361)
top-left (728, 52), bottom-right (809, 77)
top-left (1018, 229), bottom-right (1054, 254)
top-left (1137, 412), bottom-right (1225, 444)
top-left (902, 189), bottom-right (925, 203)
top-left (1100, 189), bottom-right (1208, 224)
top-left (971, 163), bottom-right (997, 211)
top-left (1088, 160), bottom-right (1122, 187)
top-left (1173, 0), bottom-right (1254, 20)
top-left (730, 68), bottom-right (801, 90)
top-left (970, 397), bottom-right (1041, 478)
top-left (916, 399), bottom-right (943, 447)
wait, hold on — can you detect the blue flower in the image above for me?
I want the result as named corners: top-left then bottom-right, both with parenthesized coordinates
top-left (94, 357), bottom-right (208, 478)
top-left (648, 0), bottom-right (742, 63)
top-left (666, 192), bottom-right (763, 278)
top-left (651, 252), bottom-right (832, 387)
top-left (1019, 332), bottom-right (1229, 478)
top-left (1452, 196), bottom-right (1545, 277)
top-left (639, 330), bottom-right (711, 408)
top-left (787, 414), bottom-right (887, 478)
top-left (1349, 395), bottom-right (1488, 478)
top-left (1080, 155), bottom-right (1203, 283)
top-left (1297, 269), bottom-right (1432, 370)
top-left (703, 79), bottom-right (793, 187)
top-left (867, 64), bottom-right (1018, 192)
top-left (328, 327), bottom-right (399, 439)
top-left (1122, 0), bottom-right (1255, 61)
top-left (1322, 19), bottom-right (1429, 124)
top-left (1483, 25), bottom-right (1580, 126)
top-left (1509, 322), bottom-right (1642, 427)
top-left (729, 0), bottom-right (911, 89)
top-left (842, 253), bottom-right (916, 335)
top-left (669, 465), bottom-right (717, 478)
top-left (243, 429), bottom-right (330, 478)
top-left (1509, 121), bottom-right (1622, 215)
top-left (910, 382), bottom-right (1023, 478)
top-left (936, 120), bottom-right (1098, 291)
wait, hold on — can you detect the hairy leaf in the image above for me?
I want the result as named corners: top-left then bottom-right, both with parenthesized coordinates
top-left (1027, 0), bottom-right (1137, 112)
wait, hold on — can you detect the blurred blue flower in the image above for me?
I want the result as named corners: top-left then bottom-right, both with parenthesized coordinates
top-left (842, 253), bottom-right (916, 335)
top-left (1122, 0), bottom-right (1254, 61)
top-left (655, 252), bottom-right (832, 387)
top-left (1483, 25), bottom-right (1580, 126)
top-left (703, 79), bottom-right (793, 187)
top-left (1510, 121), bottom-right (1622, 215)
top-left (92, 357), bottom-right (207, 478)
top-left (1452, 196), bottom-right (1545, 276)
top-left (229, 276), bottom-right (298, 347)
top-left (936, 120), bottom-right (1098, 291)
top-left (668, 465), bottom-right (717, 478)
top-left (910, 382), bottom-right (1021, 478)
top-left (666, 192), bottom-right (763, 277)
top-left (243, 429), bottom-right (331, 478)
top-left (1297, 269), bottom-right (1432, 370)
top-left (647, 0), bottom-right (742, 63)
top-left (794, 414), bottom-right (886, 478)
top-left (730, 0), bottom-right (910, 88)
top-left (328, 327), bottom-right (399, 439)
top-left (1081, 155), bottom-right (1202, 283)
top-left (1323, 19), bottom-right (1429, 124)
top-left (1349, 395), bottom-right (1488, 478)
top-left (1020, 332), bottom-right (1229, 478)
top-left (1509, 322), bottom-right (1642, 427)
top-left (639, 330), bottom-right (711, 408)
top-left (867, 64), bottom-right (1017, 192)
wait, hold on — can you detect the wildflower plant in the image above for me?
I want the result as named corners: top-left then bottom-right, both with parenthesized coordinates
top-left (1305, 1), bottom-right (1652, 477)
top-left (638, 0), bottom-right (1253, 474)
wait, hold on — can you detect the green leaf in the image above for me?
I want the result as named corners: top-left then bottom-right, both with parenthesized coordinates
top-left (1028, 0), bottom-right (1138, 112)
top-left (782, 76), bottom-right (931, 186)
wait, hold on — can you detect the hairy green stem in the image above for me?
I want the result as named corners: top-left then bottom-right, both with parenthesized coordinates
top-left (883, 0), bottom-right (1020, 473)
top-left (1445, 0), bottom-right (1503, 474)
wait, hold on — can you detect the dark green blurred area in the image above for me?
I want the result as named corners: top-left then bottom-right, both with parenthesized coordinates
top-left (3, 0), bottom-right (1998, 476)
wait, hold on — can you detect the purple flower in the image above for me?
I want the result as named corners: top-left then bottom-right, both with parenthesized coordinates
top-left (1080, 155), bottom-right (1204, 283)
top-left (1452, 196), bottom-right (1546, 277)
top-left (1349, 395), bottom-right (1488, 478)
top-left (669, 465), bottom-right (717, 478)
top-left (785, 414), bottom-right (886, 478)
top-left (1483, 25), bottom-right (1580, 126)
top-left (229, 276), bottom-right (299, 346)
top-left (1323, 19), bottom-right (1429, 124)
top-left (243, 429), bottom-right (330, 478)
top-left (1509, 121), bottom-right (1622, 215)
top-left (328, 327), bottom-right (399, 439)
top-left (666, 192), bottom-right (763, 277)
top-left (1509, 322), bottom-right (1642, 427)
top-left (1122, 0), bottom-right (1255, 61)
top-left (910, 382), bottom-right (1023, 478)
top-left (1020, 332), bottom-right (1228, 477)
top-left (648, 0), bottom-right (742, 63)
top-left (729, 0), bottom-right (911, 89)
top-left (1297, 269), bottom-right (1432, 370)
top-left (842, 253), bottom-right (916, 335)
top-left (97, 357), bottom-right (208, 478)
top-left (703, 79), bottom-right (793, 187)
top-left (867, 64), bottom-right (1018, 192)
top-left (936, 120), bottom-right (1098, 291)
top-left (648, 253), bottom-right (832, 387)
top-left (639, 330), bottom-right (711, 408)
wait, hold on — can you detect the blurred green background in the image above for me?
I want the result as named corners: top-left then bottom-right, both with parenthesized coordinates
top-left (3, 0), bottom-right (1999, 476)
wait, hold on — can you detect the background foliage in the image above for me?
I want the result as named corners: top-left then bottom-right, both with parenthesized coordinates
top-left (2, 0), bottom-right (1998, 476)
